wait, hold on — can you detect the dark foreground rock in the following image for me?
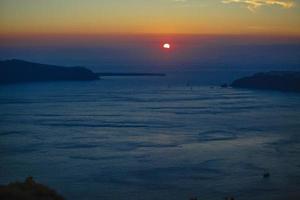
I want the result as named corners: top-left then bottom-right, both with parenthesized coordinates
top-left (0, 59), bottom-right (99, 84)
top-left (0, 177), bottom-right (65, 200)
top-left (231, 71), bottom-right (300, 92)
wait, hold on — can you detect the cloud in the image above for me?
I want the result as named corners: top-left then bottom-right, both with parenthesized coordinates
top-left (221, 0), bottom-right (295, 11)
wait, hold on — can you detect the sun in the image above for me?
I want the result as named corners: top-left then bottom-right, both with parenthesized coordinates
top-left (163, 43), bottom-right (170, 49)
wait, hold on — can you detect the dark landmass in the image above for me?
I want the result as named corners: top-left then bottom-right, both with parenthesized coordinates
top-left (0, 59), bottom-right (99, 84)
top-left (231, 71), bottom-right (300, 92)
top-left (96, 72), bottom-right (166, 77)
top-left (0, 177), bottom-right (65, 200)
top-left (0, 59), bottom-right (166, 84)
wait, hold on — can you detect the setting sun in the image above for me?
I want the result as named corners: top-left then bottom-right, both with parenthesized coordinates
top-left (163, 43), bottom-right (170, 49)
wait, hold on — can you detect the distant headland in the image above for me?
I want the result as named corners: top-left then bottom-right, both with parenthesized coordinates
top-left (0, 59), bottom-right (99, 84)
top-left (231, 71), bottom-right (300, 93)
top-left (96, 72), bottom-right (166, 77)
top-left (0, 59), bottom-right (166, 84)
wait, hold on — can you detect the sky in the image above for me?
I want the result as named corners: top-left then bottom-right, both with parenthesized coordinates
top-left (0, 0), bottom-right (299, 72)
top-left (1, 0), bottom-right (300, 35)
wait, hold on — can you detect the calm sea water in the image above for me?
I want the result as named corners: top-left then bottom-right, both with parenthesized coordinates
top-left (1, 73), bottom-right (300, 200)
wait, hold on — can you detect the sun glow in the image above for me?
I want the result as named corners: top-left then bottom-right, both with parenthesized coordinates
top-left (163, 43), bottom-right (170, 49)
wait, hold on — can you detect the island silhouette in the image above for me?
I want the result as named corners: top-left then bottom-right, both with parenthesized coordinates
top-left (0, 59), bottom-right (99, 84)
top-left (231, 71), bottom-right (300, 92)
top-left (0, 59), bottom-right (166, 84)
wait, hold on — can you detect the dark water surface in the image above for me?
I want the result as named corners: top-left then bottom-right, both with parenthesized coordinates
top-left (1, 74), bottom-right (300, 200)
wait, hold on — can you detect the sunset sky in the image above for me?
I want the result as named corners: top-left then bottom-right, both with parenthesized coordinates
top-left (0, 0), bottom-right (299, 72)
top-left (1, 0), bottom-right (299, 36)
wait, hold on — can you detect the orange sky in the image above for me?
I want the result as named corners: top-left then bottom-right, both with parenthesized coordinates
top-left (1, 0), bottom-right (300, 36)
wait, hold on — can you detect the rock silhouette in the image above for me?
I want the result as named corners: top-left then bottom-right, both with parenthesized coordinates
top-left (0, 177), bottom-right (65, 200)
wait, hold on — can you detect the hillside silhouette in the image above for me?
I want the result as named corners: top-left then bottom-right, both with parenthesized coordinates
top-left (0, 59), bottom-right (99, 84)
top-left (231, 71), bottom-right (300, 92)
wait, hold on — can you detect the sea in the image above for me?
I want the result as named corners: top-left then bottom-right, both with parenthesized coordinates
top-left (1, 71), bottom-right (300, 200)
